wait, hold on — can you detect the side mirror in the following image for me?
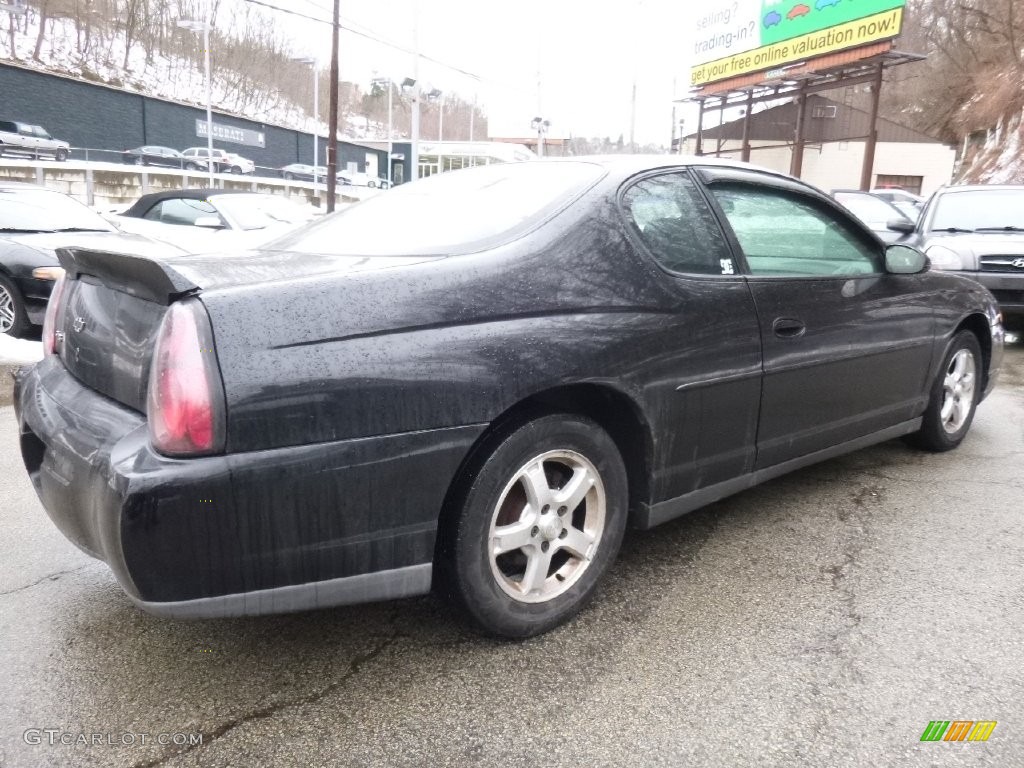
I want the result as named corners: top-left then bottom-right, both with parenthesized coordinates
top-left (886, 218), bottom-right (916, 234)
top-left (885, 244), bottom-right (928, 274)
top-left (193, 216), bottom-right (225, 229)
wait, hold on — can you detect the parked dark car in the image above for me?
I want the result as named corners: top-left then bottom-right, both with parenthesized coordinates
top-left (890, 184), bottom-right (1024, 330)
top-left (280, 163), bottom-right (328, 182)
top-left (831, 189), bottom-right (915, 243)
top-left (0, 182), bottom-right (188, 337)
top-left (0, 182), bottom-right (112, 336)
top-left (122, 145), bottom-right (193, 169)
top-left (13, 158), bottom-right (1003, 638)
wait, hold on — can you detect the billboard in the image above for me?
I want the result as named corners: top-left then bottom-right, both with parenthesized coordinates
top-left (691, 0), bottom-right (906, 86)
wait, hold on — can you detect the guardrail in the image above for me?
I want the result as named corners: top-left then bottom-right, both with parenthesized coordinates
top-left (0, 155), bottom-right (377, 209)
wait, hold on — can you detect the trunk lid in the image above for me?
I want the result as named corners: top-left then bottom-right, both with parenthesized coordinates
top-left (55, 243), bottom-right (195, 412)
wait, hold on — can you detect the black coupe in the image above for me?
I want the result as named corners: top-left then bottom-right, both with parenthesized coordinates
top-left (14, 158), bottom-right (1004, 637)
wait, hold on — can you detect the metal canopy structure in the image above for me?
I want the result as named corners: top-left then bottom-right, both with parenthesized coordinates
top-left (681, 47), bottom-right (926, 190)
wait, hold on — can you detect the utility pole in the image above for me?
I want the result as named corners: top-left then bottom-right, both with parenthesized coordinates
top-left (629, 79), bottom-right (637, 153)
top-left (410, 0), bottom-right (420, 182)
top-left (326, 0), bottom-right (340, 212)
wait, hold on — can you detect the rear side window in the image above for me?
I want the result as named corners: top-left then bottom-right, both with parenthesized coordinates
top-left (622, 172), bottom-right (735, 275)
top-left (268, 161), bottom-right (606, 256)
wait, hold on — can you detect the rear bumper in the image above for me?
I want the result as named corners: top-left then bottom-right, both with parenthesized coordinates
top-left (15, 357), bottom-right (484, 616)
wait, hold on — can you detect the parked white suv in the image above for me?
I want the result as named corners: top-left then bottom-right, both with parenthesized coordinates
top-left (0, 121), bottom-right (70, 161)
top-left (181, 147), bottom-right (254, 174)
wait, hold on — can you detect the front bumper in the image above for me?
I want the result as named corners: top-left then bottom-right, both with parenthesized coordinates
top-left (15, 356), bottom-right (484, 617)
top-left (952, 270), bottom-right (1024, 317)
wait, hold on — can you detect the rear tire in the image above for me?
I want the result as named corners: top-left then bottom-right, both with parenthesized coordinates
top-left (441, 413), bottom-right (628, 638)
top-left (907, 330), bottom-right (982, 452)
top-left (0, 274), bottom-right (29, 338)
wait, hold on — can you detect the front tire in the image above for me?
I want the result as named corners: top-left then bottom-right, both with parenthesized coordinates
top-left (55, 148), bottom-right (68, 162)
top-left (0, 274), bottom-right (29, 338)
top-left (908, 330), bottom-right (982, 452)
top-left (442, 414), bottom-right (628, 638)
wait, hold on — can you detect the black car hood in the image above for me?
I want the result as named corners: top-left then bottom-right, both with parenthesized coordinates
top-left (2, 230), bottom-right (188, 263)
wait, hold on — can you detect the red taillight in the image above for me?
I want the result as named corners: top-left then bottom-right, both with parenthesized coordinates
top-left (147, 300), bottom-right (226, 456)
top-left (42, 274), bottom-right (67, 357)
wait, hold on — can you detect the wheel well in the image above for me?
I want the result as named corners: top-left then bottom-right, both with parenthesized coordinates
top-left (956, 313), bottom-right (992, 391)
top-left (433, 384), bottom-right (654, 574)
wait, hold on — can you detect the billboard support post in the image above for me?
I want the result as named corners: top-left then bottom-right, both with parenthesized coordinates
top-left (790, 83), bottom-right (809, 177)
top-left (716, 95), bottom-right (727, 156)
top-left (695, 100), bottom-right (705, 156)
top-left (740, 91), bottom-right (753, 162)
top-left (860, 63), bottom-right (884, 190)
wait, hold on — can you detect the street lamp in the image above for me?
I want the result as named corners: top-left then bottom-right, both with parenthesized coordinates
top-left (425, 88), bottom-right (443, 140)
top-left (531, 116), bottom-right (551, 157)
top-left (177, 18), bottom-right (214, 187)
top-left (293, 57), bottom-right (320, 187)
top-left (370, 76), bottom-right (393, 187)
top-left (401, 76), bottom-right (420, 182)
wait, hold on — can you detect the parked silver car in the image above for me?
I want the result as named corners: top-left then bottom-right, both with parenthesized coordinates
top-left (892, 184), bottom-right (1024, 329)
top-left (0, 121), bottom-right (70, 161)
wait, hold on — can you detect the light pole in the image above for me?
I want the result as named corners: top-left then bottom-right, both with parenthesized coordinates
top-left (370, 76), bottom-right (393, 186)
top-left (531, 116), bottom-right (550, 157)
top-left (177, 18), bottom-right (214, 187)
top-left (426, 88), bottom-right (442, 175)
top-left (293, 57), bottom-right (320, 187)
top-left (402, 76), bottom-right (420, 182)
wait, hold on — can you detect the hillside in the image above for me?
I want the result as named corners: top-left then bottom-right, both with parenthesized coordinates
top-left (1, 0), bottom-right (484, 143)
top-left (881, 0), bottom-right (1024, 184)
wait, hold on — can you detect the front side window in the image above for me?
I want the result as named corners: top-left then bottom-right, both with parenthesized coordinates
top-left (708, 184), bottom-right (880, 277)
top-left (622, 172), bottom-right (735, 275)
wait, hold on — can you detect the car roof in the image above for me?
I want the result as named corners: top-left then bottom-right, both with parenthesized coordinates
top-left (121, 188), bottom-right (254, 216)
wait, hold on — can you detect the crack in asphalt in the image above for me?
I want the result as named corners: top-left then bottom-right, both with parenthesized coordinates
top-left (127, 625), bottom-right (406, 768)
top-left (0, 566), bottom-right (87, 597)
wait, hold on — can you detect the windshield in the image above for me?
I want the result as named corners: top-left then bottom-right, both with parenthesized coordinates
top-left (214, 194), bottom-right (316, 230)
top-left (0, 187), bottom-right (116, 232)
top-left (931, 189), bottom-right (1024, 231)
top-left (834, 193), bottom-right (907, 225)
top-left (269, 161), bottom-right (605, 256)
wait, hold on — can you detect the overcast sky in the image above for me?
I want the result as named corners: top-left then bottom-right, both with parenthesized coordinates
top-left (256, 0), bottom-right (699, 145)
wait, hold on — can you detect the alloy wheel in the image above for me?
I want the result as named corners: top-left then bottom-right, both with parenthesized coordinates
top-left (941, 349), bottom-right (976, 433)
top-left (488, 450), bottom-right (606, 603)
top-left (0, 284), bottom-right (16, 333)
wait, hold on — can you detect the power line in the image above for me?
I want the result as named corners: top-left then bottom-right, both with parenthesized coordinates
top-left (240, 0), bottom-right (495, 84)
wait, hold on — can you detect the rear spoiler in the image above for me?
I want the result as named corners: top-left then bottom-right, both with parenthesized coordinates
top-left (56, 247), bottom-right (199, 305)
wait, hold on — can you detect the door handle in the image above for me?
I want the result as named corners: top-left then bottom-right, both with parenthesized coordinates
top-left (772, 317), bottom-right (806, 338)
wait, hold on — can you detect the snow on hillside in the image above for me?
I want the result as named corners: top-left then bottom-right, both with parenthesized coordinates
top-left (2, 14), bottom-right (385, 142)
top-left (960, 107), bottom-right (1024, 185)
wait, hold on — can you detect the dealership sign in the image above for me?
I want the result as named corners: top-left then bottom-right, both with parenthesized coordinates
top-left (195, 119), bottom-right (266, 148)
top-left (690, 0), bottom-right (906, 86)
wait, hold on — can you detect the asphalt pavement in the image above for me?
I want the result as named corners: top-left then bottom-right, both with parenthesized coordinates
top-left (1, 343), bottom-right (1022, 768)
